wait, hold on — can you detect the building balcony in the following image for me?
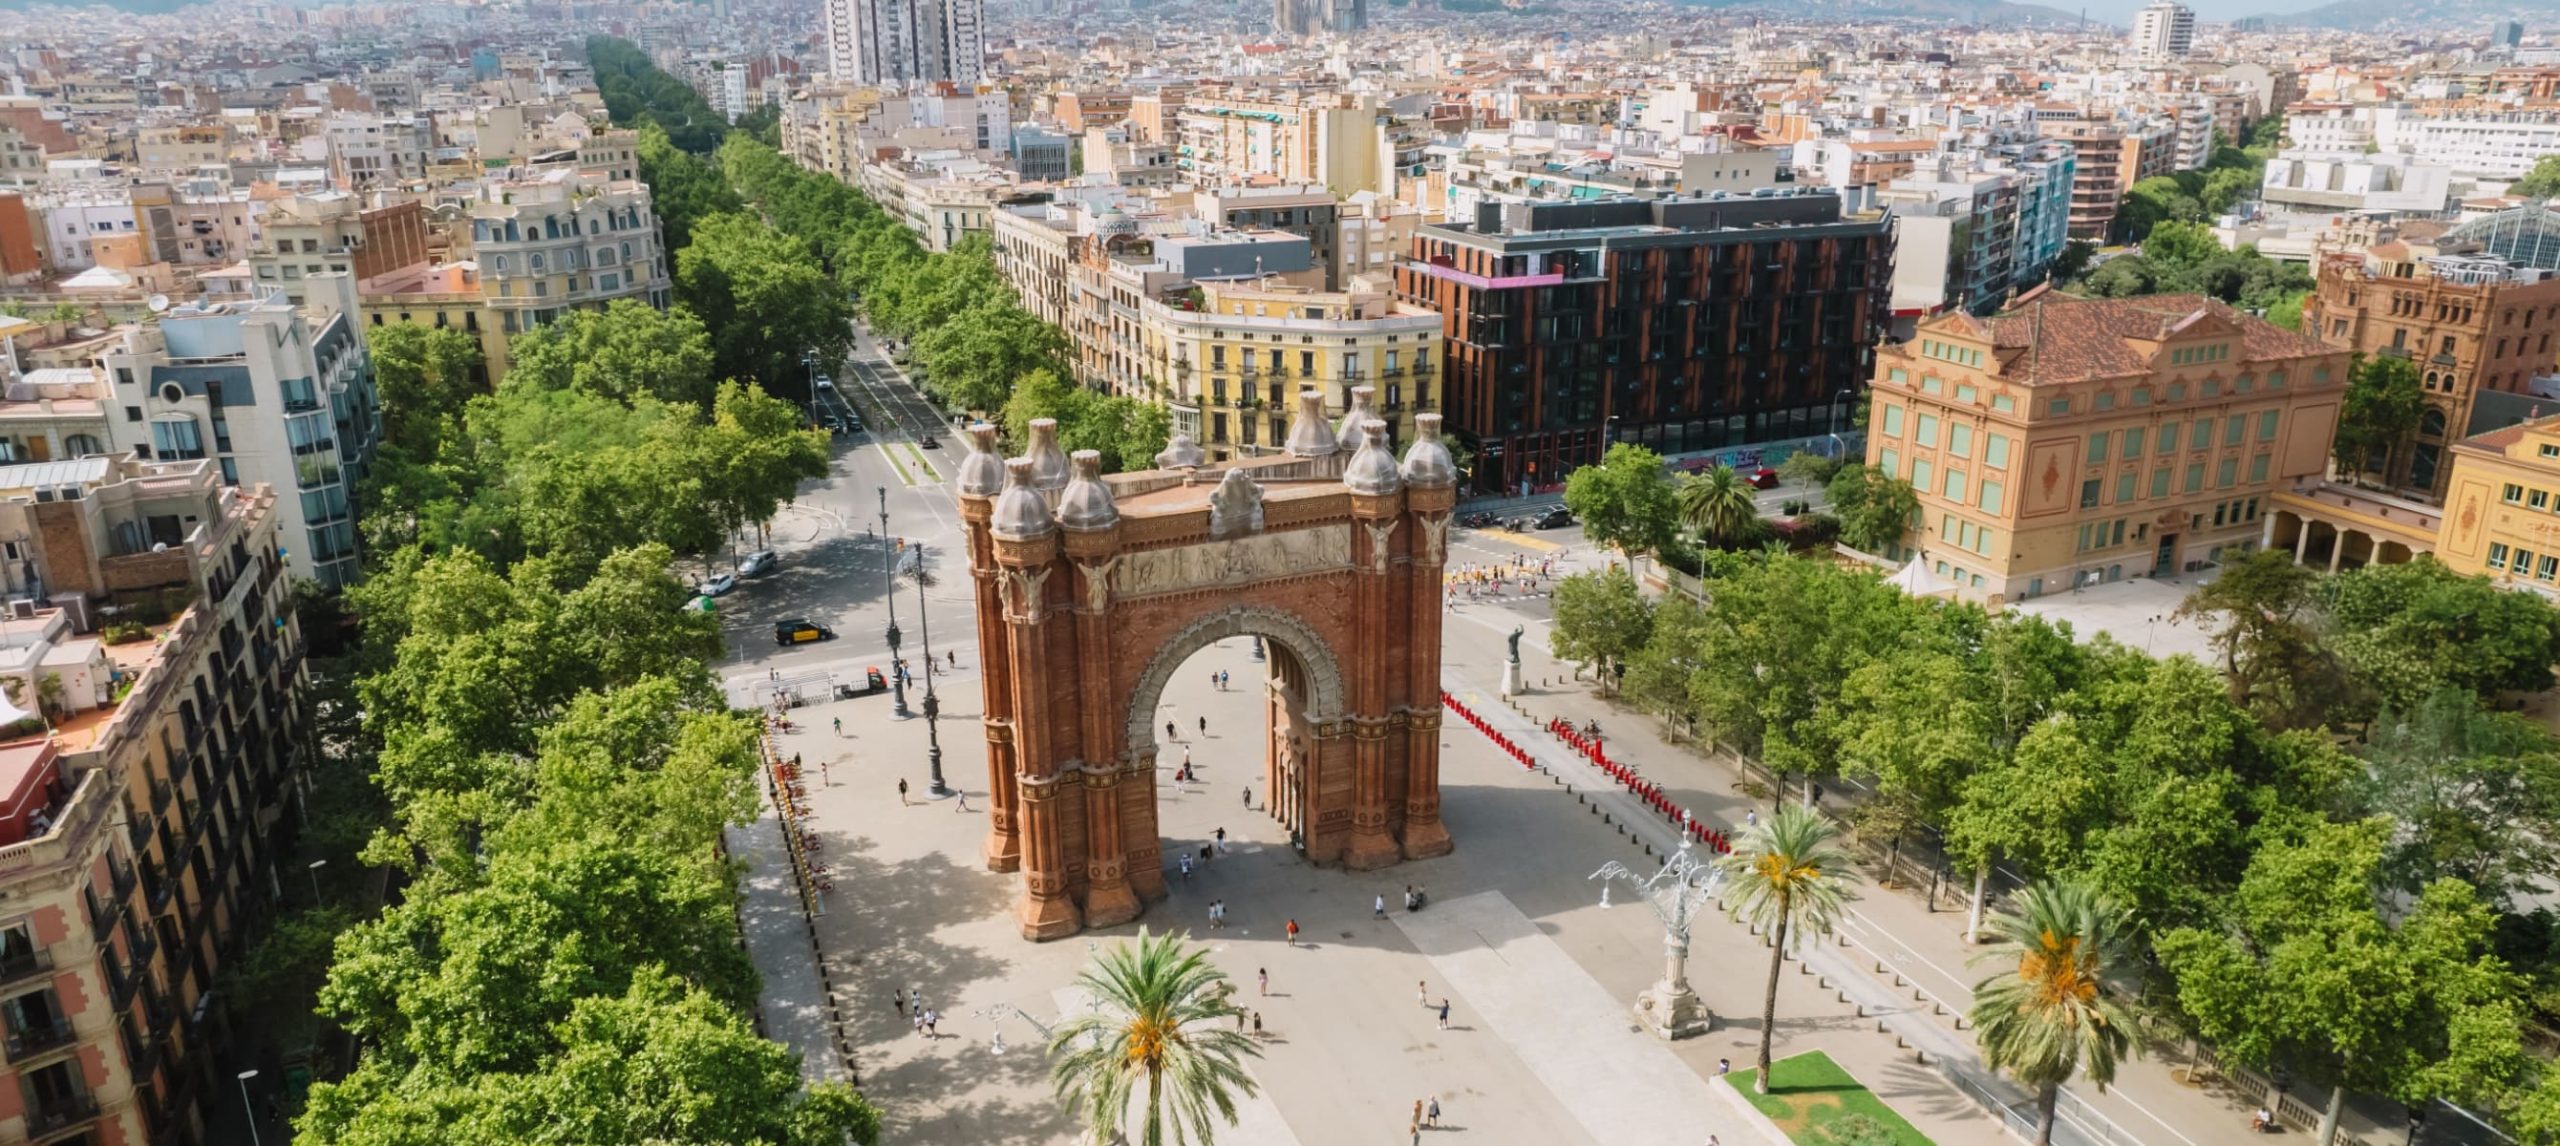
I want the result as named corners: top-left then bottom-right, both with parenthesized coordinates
top-left (0, 946), bottom-right (52, 993)
top-left (5, 1018), bottom-right (77, 1062)
top-left (24, 1092), bottom-right (98, 1139)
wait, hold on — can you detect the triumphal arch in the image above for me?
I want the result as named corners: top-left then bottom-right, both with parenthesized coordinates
top-left (955, 389), bottom-right (1457, 940)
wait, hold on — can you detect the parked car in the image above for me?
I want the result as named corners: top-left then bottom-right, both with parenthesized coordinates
top-left (773, 618), bottom-right (835, 646)
top-left (1534, 506), bottom-right (1575, 529)
top-left (739, 550), bottom-right (779, 578)
top-left (833, 667), bottom-right (890, 699)
top-left (697, 572), bottom-right (738, 597)
top-left (1747, 467), bottom-right (1782, 490)
top-left (1460, 511), bottom-right (1498, 529)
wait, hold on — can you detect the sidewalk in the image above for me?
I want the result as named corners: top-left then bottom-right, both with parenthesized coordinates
top-left (730, 786), bottom-right (855, 1086)
top-left (1457, 646), bottom-right (2402, 1146)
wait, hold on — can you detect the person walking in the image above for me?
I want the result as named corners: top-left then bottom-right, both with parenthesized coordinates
top-left (1179, 853), bottom-right (1193, 882)
top-left (833, 717), bottom-right (842, 736)
top-left (1199, 715), bottom-right (1208, 736)
top-left (1417, 980), bottom-right (1429, 1007)
top-left (1437, 999), bottom-right (1450, 1030)
top-left (1209, 900), bottom-right (1220, 930)
top-left (925, 1009), bottom-right (939, 1038)
top-left (1243, 786), bottom-right (1253, 809)
top-left (1214, 827), bottom-right (1228, 854)
top-left (1717, 1058), bottom-right (1731, 1076)
top-left (1413, 1100), bottom-right (1423, 1129)
top-left (1374, 894), bottom-right (1387, 919)
top-left (898, 778), bottom-right (909, 806)
top-left (1167, 720), bottom-right (1178, 741)
top-left (1258, 968), bottom-right (1268, 995)
top-left (1252, 1012), bottom-right (1264, 1039)
top-left (893, 989), bottom-right (906, 1017)
top-left (947, 649), bottom-right (956, 668)
top-left (1183, 744), bottom-right (1193, 769)
top-left (954, 790), bottom-right (971, 812)
top-left (1427, 1098), bottom-right (1440, 1127)
top-left (1284, 919), bottom-right (1299, 946)
top-left (1410, 1119), bottom-right (1421, 1146)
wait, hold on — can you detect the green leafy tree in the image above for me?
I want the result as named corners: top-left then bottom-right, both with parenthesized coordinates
top-left (2321, 557), bottom-right (2560, 712)
top-left (1969, 880), bottom-right (2140, 1146)
top-left (2173, 548), bottom-right (2336, 727)
top-left (2333, 353), bottom-right (2425, 475)
top-left (1775, 450), bottom-right (1842, 488)
top-left (1824, 464), bottom-right (1918, 554)
top-left (1717, 806), bottom-right (1861, 1093)
top-left (913, 301), bottom-right (1071, 414)
top-left (2156, 820), bottom-right (2531, 1145)
top-left (2360, 691), bottom-right (2560, 909)
top-left (2078, 256), bottom-right (2160, 299)
top-left (367, 323), bottom-right (485, 458)
top-left (1549, 566), bottom-right (1653, 692)
top-left (505, 299), bottom-right (718, 407)
top-left (2514, 155), bottom-right (2560, 201)
top-left (302, 970), bottom-right (880, 1146)
top-left (635, 123), bottom-right (745, 252)
top-left (1679, 551), bottom-right (1920, 777)
top-left (676, 212), bottom-right (853, 403)
top-left (2141, 220), bottom-right (2225, 272)
top-left (2200, 167), bottom-right (2262, 217)
top-left (2117, 176), bottom-right (2203, 242)
top-left (1675, 464), bottom-right (1764, 550)
top-left (2265, 290), bottom-right (2310, 330)
top-left (1829, 649), bottom-right (1989, 827)
top-left (1048, 929), bottom-right (1262, 1146)
top-left (1562, 443), bottom-right (1678, 560)
top-left (2047, 239), bottom-right (2097, 284)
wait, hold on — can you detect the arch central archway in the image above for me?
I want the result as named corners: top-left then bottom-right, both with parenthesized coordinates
top-left (956, 398), bottom-right (1459, 941)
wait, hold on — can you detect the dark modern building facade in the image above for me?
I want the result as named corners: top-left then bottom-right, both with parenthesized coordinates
top-left (1394, 192), bottom-right (1893, 494)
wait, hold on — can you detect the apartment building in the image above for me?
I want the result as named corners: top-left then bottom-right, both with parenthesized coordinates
top-left (2437, 412), bottom-right (2560, 595)
top-left (93, 279), bottom-right (379, 587)
top-left (2041, 120), bottom-right (2173, 240)
top-left (1146, 278), bottom-right (1439, 458)
top-left (2289, 104), bottom-right (2560, 181)
top-left (1173, 92), bottom-right (1381, 194)
top-left (1396, 191), bottom-right (1892, 495)
top-left (1198, 186), bottom-right (1342, 288)
top-left (1881, 144), bottom-right (2076, 322)
top-left (0, 454), bottom-right (305, 1146)
top-left (2132, 0), bottom-right (2196, 61)
top-left (1070, 223), bottom-right (1322, 394)
top-left (1868, 294), bottom-right (2348, 604)
top-left (821, 0), bottom-right (984, 85)
top-left (467, 170), bottom-right (672, 337)
top-left (2259, 151), bottom-right (2455, 214)
top-left (132, 125), bottom-right (230, 174)
top-left (2300, 250), bottom-right (2560, 497)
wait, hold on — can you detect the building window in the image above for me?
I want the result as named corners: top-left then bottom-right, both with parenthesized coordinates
top-left (2225, 415), bottom-right (2247, 446)
top-left (2080, 479), bottom-right (2101, 509)
top-left (1881, 406), bottom-right (1904, 436)
top-left (2049, 398), bottom-right (2071, 415)
top-left (2116, 472), bottom-right (2137, 503)
top-left (2086, 432), bottom-right (2109, 465)
top-left (1912, 459), bottom-right (1934, 493)
top-left (151, 418), bottom-right (205, 460)
top-left (1948, 424), bottom-right (1973, 459)
top-left (2249, 454), bottom-right (2270, 483)
top-left (2258, 411), bottom-right (2280, 442)
top-left (2190, 421), bottom-right (2212, 450)
top-left (1945, 469), bottom-right (1966, 501)
top-left (2490, 542), bottom-right (2512, 567)
top-left (2121, 428), bottom-right (2145, 459)
top-left (1878, 448), bottom-right (1899, 478)
top-left (2505, 483), bottom-right (2527, 504)
top-left (1979, 480), bottom-right (2003, 514)
top-left (1915, 414), bottom-right (1939, 448)
top-left (2217, 458), bottom-right (2239, 488)
top-left (2186, 463), bottom-right (2206, 493)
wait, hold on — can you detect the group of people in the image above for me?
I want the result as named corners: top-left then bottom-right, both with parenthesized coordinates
top-left (892, 988), bottom-right (939, 1038)
top-left (1444, 558), bottom-right (1554, 603)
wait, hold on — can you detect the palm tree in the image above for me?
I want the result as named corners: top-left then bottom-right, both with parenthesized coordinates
top-left (1716, 805), bottom-right (1860, 1092)
top-left (1968, 880), bottom-right (2139, 1146)
top-left (1048, 928), bottom-right (1262, 1146)
top-left (1677, 464), bottom-right (1762, 550)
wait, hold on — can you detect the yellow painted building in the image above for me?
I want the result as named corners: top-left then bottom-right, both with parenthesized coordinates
top-left (1867, 293), bottom-right (2350, 604)
top-left (1141, 278), bottom-right (1440, 459)
top-left (2436, 413), bottom-right (2560, 597)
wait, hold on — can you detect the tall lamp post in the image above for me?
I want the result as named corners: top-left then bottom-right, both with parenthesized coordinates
top-left (237, 1069), bottom-right (263, 1146)
top-left (910, 541), bottom-right (949, 796)
top-left (1590, 838), bottom-right (1723, 1040)
top-left (877, 486), bottom-right (909, 718)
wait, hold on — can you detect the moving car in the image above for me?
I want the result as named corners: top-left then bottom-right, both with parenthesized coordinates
top-left (815, 376), bottom-right (836, 392)
top-left (773, 618), bottom-right (835, 646)
top-left (697, 572), bottom-right (738, 597)
top-left (1747, 467), bottom-right (1782, 490)
top-left (918, 433), bottom-right (942, 449)
top-left (739, 550), bottom-right (779, 578)
top-left (1534, 506), bottom-right (1575, 529)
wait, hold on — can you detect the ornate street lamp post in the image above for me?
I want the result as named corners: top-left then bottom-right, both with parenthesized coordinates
top-left (878, 486), bottom-right (909, 718)
top-left (1591, 838), bottom-right (1723, 1040)
top-left (911, 542), bottom-right (948, 796)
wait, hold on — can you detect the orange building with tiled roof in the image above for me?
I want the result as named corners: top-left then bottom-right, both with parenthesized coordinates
top-left (2437, 413), bottom-right (2560, 597)
top-left (1864, 293), bottom-right (2351, 605)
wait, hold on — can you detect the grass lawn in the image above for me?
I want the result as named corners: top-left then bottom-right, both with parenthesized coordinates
top-left (1729, 1051), bottom-right (1938, 1146)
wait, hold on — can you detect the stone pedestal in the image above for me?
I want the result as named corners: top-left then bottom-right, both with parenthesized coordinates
top-left (1501, 659), bottom-right (1523, 697)
top-left (1634, 978), bottom-right (1713, 1040)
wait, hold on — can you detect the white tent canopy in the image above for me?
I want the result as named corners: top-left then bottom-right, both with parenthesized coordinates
top-left (1883, 557), bottom-right (1957, 598)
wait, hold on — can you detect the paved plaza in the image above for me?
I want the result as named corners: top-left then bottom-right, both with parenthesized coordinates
top-left (742, 631), bottom-right (2003, 1146)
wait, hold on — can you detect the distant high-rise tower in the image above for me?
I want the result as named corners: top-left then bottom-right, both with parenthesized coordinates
top-left (823, 0), bottom-right (981, 85)
top-left (2491, 19), bottom-right (2524, 52)
top-left (2131, 0), bottom-right (2194, 62)
top-left (1273, 0), bottom-right (1361, 36)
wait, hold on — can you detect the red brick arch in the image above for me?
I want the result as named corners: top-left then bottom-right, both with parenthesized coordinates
top-left (958, 412), bottom-right (1455, 941)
